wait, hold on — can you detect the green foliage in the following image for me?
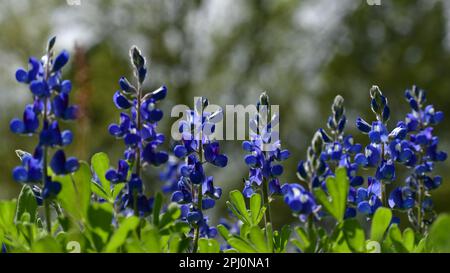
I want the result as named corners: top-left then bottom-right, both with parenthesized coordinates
top-left (370, 207), bottom-right (392, 242)
top-left (15, 185), bottom-right (38, 224)
top-left (91, 153), bottom-right (125, 203)
top-left (343, 219), bottom-right (365, 253)
top-left (221, 191), bottom-right (288, 253)
top-left (313, 167), bottom-right (349, 222)
top-left (426, 214), bottom-right (450, 252)
top-left (2, 159), bottom-right (450, 253)
top-left (198, 238), bottom-right (220, 253)
top-left (54, 162), bottom-right (92, 221)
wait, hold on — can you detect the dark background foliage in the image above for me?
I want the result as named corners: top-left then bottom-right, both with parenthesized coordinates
top-left (1, 0), bottom-right (449, 228)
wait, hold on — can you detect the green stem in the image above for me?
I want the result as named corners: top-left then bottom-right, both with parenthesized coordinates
top-left (134, 77), bottom-right (142, 217)
top-left (380, 143), bottom-right (386, 207)
top-left (44, 199), bottom-right (51, 233)
top-left (262, 177), bottom-right (273, 253)
top-left (192, 130), bottom-right (203, 253)
top-left (262, 177), bottom-right (272, 225)
top-left (43, 54), bottom-right (51, 233)
top-left (417, 179), bottom-right (423, 232)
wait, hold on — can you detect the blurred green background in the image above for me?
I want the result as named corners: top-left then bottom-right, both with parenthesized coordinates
top-left (1, 0), bottom-right (450, 228)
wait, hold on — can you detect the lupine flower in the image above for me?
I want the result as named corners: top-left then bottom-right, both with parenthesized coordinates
top-left (388, 186), bottom-right (414, 210)
top-left (10, 37), bottom-right (79, 208)
top-left (12, 149), bottom-right (43, 183)
top-left (354, 85), bottom-right (446, 230)
top-left (296, 131), bottom-right (329, 189)
top-left (107, 46), bottom-right (168, 217)
top-left (354, 177), bottom-right (382, 215)
top-left (281, 183), bottom-right (319, 222)
top-left (354, 86), bottom-right (397, 213)
top-left (242, 92), bottom-right (290, 198)
top-left (317, 95), bottom-right (363, 218)
top-left (159, 156), bottom-right (183, 194)
top-left (393, 85), bottom-right (447, 230)
top-left (171, 97), bottom-right (227, 243)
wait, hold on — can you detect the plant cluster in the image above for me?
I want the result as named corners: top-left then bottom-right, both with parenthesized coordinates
top-left (1, 38), bottom-right (450, 253)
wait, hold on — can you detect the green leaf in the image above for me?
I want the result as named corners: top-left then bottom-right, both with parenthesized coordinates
top-left (313, 167), bottom-right (349, 222)
top-left (105, 216), bottom-right (140, 252)
top-left (343, 219), bottom-right (366, 253)
top-left (112, 183), bottom-right (125, 200)
top-left (0, 201), bottom-right (17, 235)
top-left (168, 234), bottom-right (182, 253)
top-left (15, 185), bottom-right (38, 223)
top-left (228, 190), bottom-right (250, 224)
top-left (87, 202), bottom-right (114, 249)
top-left (402, 228), bottom-right (415, 252)
top-left (91, 152), bottom-right (112, 200)
top-left (140, 225), bottom-right (161, 252)
top-left (388, 224), bottom-right (408, 253)
top-left (91, 181), bottom-right (109, 201)
top-left (228, 237), bottom-right (257, 253)
top-left (55, 162), bottom-right (92, 220)
top-left (158, 203), bottom-right (181, 230)
top-left (331, 230), bottom-right (351, 252)
top-left (198, 238), bottom-right (220, 253)
top-left (427, 214), bottom-right (450, 252)
top-left (249, 193), bottom-right (261, 224)
top-left (218, 224), bottom-right (231, 239)
top-left (370, 207), bottom-right (392, 242)
top-left (274, 225), bottom-right (291, 253)
top-left (31, 236), bottom-right (62, 253)
top-left (292, 226), bottom-right (312, 252)
top-left (153, 192), bottom-right (163, 226)
top-left (266, 222), bottom-right (274, 253)
top-left (250, 226), bottom-right (268, 252)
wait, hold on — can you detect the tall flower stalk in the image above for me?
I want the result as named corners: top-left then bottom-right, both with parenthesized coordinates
top-left (355, 86), bottom-right (406, 215)
top-left (389, 85), bottom-right (447, 232)
top-left (107, 46), bottom-right (168, 217)
top-left (318, 95), bottom-right (363, 218)
top-left (242, 92), bottom-right (290, 243)
top-left (171, 97), bottom-right (228, 253)
top-left (11, 37), bottom-right (79, 232)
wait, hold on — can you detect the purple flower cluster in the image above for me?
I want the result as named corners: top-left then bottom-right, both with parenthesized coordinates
top-left (354, 85), bottom-right (446, 229)
top-left (242, 93), bottom-right (290, 198)
top-left (171, 97), bottom-right (228, 239)
top-left (107, 46), bottom-right (168, 216)
top-left (289, 95), bottom-right (361, 220)
top-left (10, 37), bottom-right (79, 202)
top-left (393, 86), bottom-right (446, 229)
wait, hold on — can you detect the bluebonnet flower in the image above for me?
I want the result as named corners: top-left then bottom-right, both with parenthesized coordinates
top-left (241, 92), bottom-right (289, 231)
top-left (295, 96), bottom-right (363, 219)
top-left (388, 186), bottom-right (414, 210)
top-left (170, 97), bottom-right (227, 251)
top-left (354, 85), bottom-right (446, 230)
top-left (242, 93), bottom-right (290, 198)
top-left (354, 86), bottom-right (404, 210)
top-left (159, 156), bottom-right (183, 194)
top-left (353, 177), bottom-right (382, 215)
top-left (12, 149), bottom-right (43, 183)
top-left (296, 131), bottom-right (329, 190)
top-left (107, 46), bottom-right (168, 217)
top-left (281, 183), bottom-right (319, 222)
top-left (394, 86), bottom-right (447, 230)
top-left (118, 174), bottom-right (153, 216)
top-left (319, 96), bottom-right (365, 218)
top-left (10, 37), bottom-right (79, 232)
